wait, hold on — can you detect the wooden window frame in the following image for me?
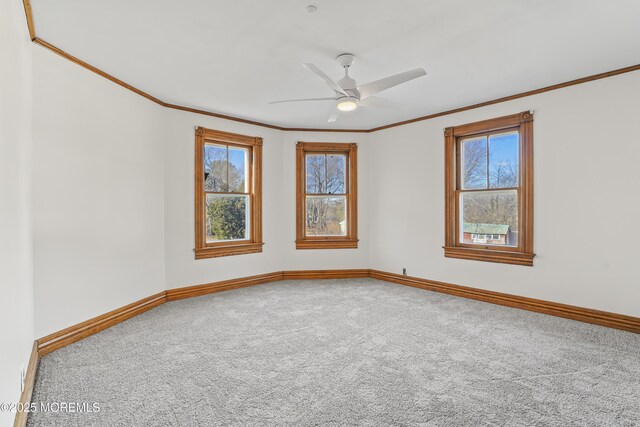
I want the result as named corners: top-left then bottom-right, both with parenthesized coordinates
top-left (444, 111), bottom-right (534, 266)
top-left (296, 142), bottom-right (358, 249)
top-left (194, 127), bottom-right (263, 259)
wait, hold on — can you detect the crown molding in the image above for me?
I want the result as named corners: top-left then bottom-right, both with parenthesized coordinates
top-left (368, 64), bottom-right (640, 132)
top-left (21, 0), bottom-right (640, 134)
top-left (22, 0), bottom-right (35, 40)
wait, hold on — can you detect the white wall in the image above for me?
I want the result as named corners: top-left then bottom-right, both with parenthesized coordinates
top-left (32, 47), bottom-right (166, 337)
top-left (0, 0), bottom-right (34, 424)
top-left (369, 71), bottom-right (640, 317)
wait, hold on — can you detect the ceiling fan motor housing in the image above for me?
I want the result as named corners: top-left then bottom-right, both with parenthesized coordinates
top-left (338, 77), bottom-right (358, 93)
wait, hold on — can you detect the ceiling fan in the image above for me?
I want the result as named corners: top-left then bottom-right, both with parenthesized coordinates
top-left (269, 53), bottom-right (427, 122)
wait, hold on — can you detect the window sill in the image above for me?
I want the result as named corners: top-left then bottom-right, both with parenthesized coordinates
top-left (296, 239), bottom-right (358, 250)
top-left (194, 242), bottom-right (264, 259)
top-left (444, 246), bottom-right (534, 266)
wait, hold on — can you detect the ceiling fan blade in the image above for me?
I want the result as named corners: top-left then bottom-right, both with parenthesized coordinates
top-left (328, 107), bottom-right (341, 123)
top-left (303, 63), bottom-right (349, 96)
top-left (359, 96), bottom-right (407, 109)
top-left (269, 97), bottom-right (335, 105)
top-left (358, 68), bottom-right (426, 99)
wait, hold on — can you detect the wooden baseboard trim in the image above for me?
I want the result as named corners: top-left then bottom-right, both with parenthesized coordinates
top-left (34, 269), bottom-right (369, 357)
top-left (370, 270), bottom-right (640, 334)
top-left (166, 272), bottom-right (284, 301)
top-left (34, 268), bottom-right (640, 360)
top-left (166, 269), bottom-right (370, 300)
top-left (283, 269), bottom-right (370, 280)
top-left (12, 342), bottom-right (39, 427)
top-left (37, 291), bottom-right (167, 356)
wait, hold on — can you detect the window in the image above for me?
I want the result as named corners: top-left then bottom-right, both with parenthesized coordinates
top-left (444, 111), bottom-right (534, 266)
top-left (296, 142), bottom-right (358, 249)
top-left (194, 127), bottom-right (263, 259)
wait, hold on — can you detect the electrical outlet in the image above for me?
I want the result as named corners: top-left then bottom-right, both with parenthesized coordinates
top-left (20, 364), bottom-right (25, 392)
top-left (402, 268), bottom-right (407, 276)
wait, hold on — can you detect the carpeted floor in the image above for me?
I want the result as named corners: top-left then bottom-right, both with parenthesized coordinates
top-left (28, 278), bottom-right (640, 426)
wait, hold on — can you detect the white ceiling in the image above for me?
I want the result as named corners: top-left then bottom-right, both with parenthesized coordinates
top-left (31, 0), bottom-right (640, 130)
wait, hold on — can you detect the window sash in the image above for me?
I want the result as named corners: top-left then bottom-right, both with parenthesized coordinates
top-left (304, 195), bottom-right (348, 237)
top-left (303, 150), bottom-right (351, 240)
top-left (443, 111), bottom-right (534, 266)
top-left (455, 127), bottom-right (521, 252)
top-left (456, 128), bottom-right (520, 190)
top-left (204, 142), bottom-right (251, 194)
top-left (304, 152), bottom-right (348, 196)
top-left (205, 194), bottom-right (251, 243)
top-left (203, 142), bottom-right (253, 247)
top-left (457, 188), bottom-right (519, 250)
top-left (296, 142), bottom-right (358, 249)
top-left (194, 127), bottom-right (263, 259)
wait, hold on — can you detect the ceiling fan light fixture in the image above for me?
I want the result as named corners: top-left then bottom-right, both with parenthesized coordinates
top-left (269, 55), bottom-right (427, 123)
top-left (337, 98), bottom-right (358, 112)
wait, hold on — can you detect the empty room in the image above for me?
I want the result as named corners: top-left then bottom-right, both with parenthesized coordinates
top-left (2, 0), bottom-right (640, 426)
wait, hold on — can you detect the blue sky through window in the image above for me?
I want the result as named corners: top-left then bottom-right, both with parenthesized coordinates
top-left (489, 131), bottom-right (518, 188)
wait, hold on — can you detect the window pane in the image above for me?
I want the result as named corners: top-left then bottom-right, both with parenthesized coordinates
top-left (228, 146), bottom-right (248, 193)
top-left (305, 196), bottom-right (347, 236)
top-left (306, 154), bottom-right (326, 194)
top-left (460, 190), bottom-right (517, 246)
top-left (206, 194), bottom-right (249, 242)
top-left (204, 144), bottom-right (227, 192)
top-left (326, 154), bottom-right (346, 194)
top-left (461, 136), bottom-right (488, 189)
top-left (489, 131), bottom-right (519, 188)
